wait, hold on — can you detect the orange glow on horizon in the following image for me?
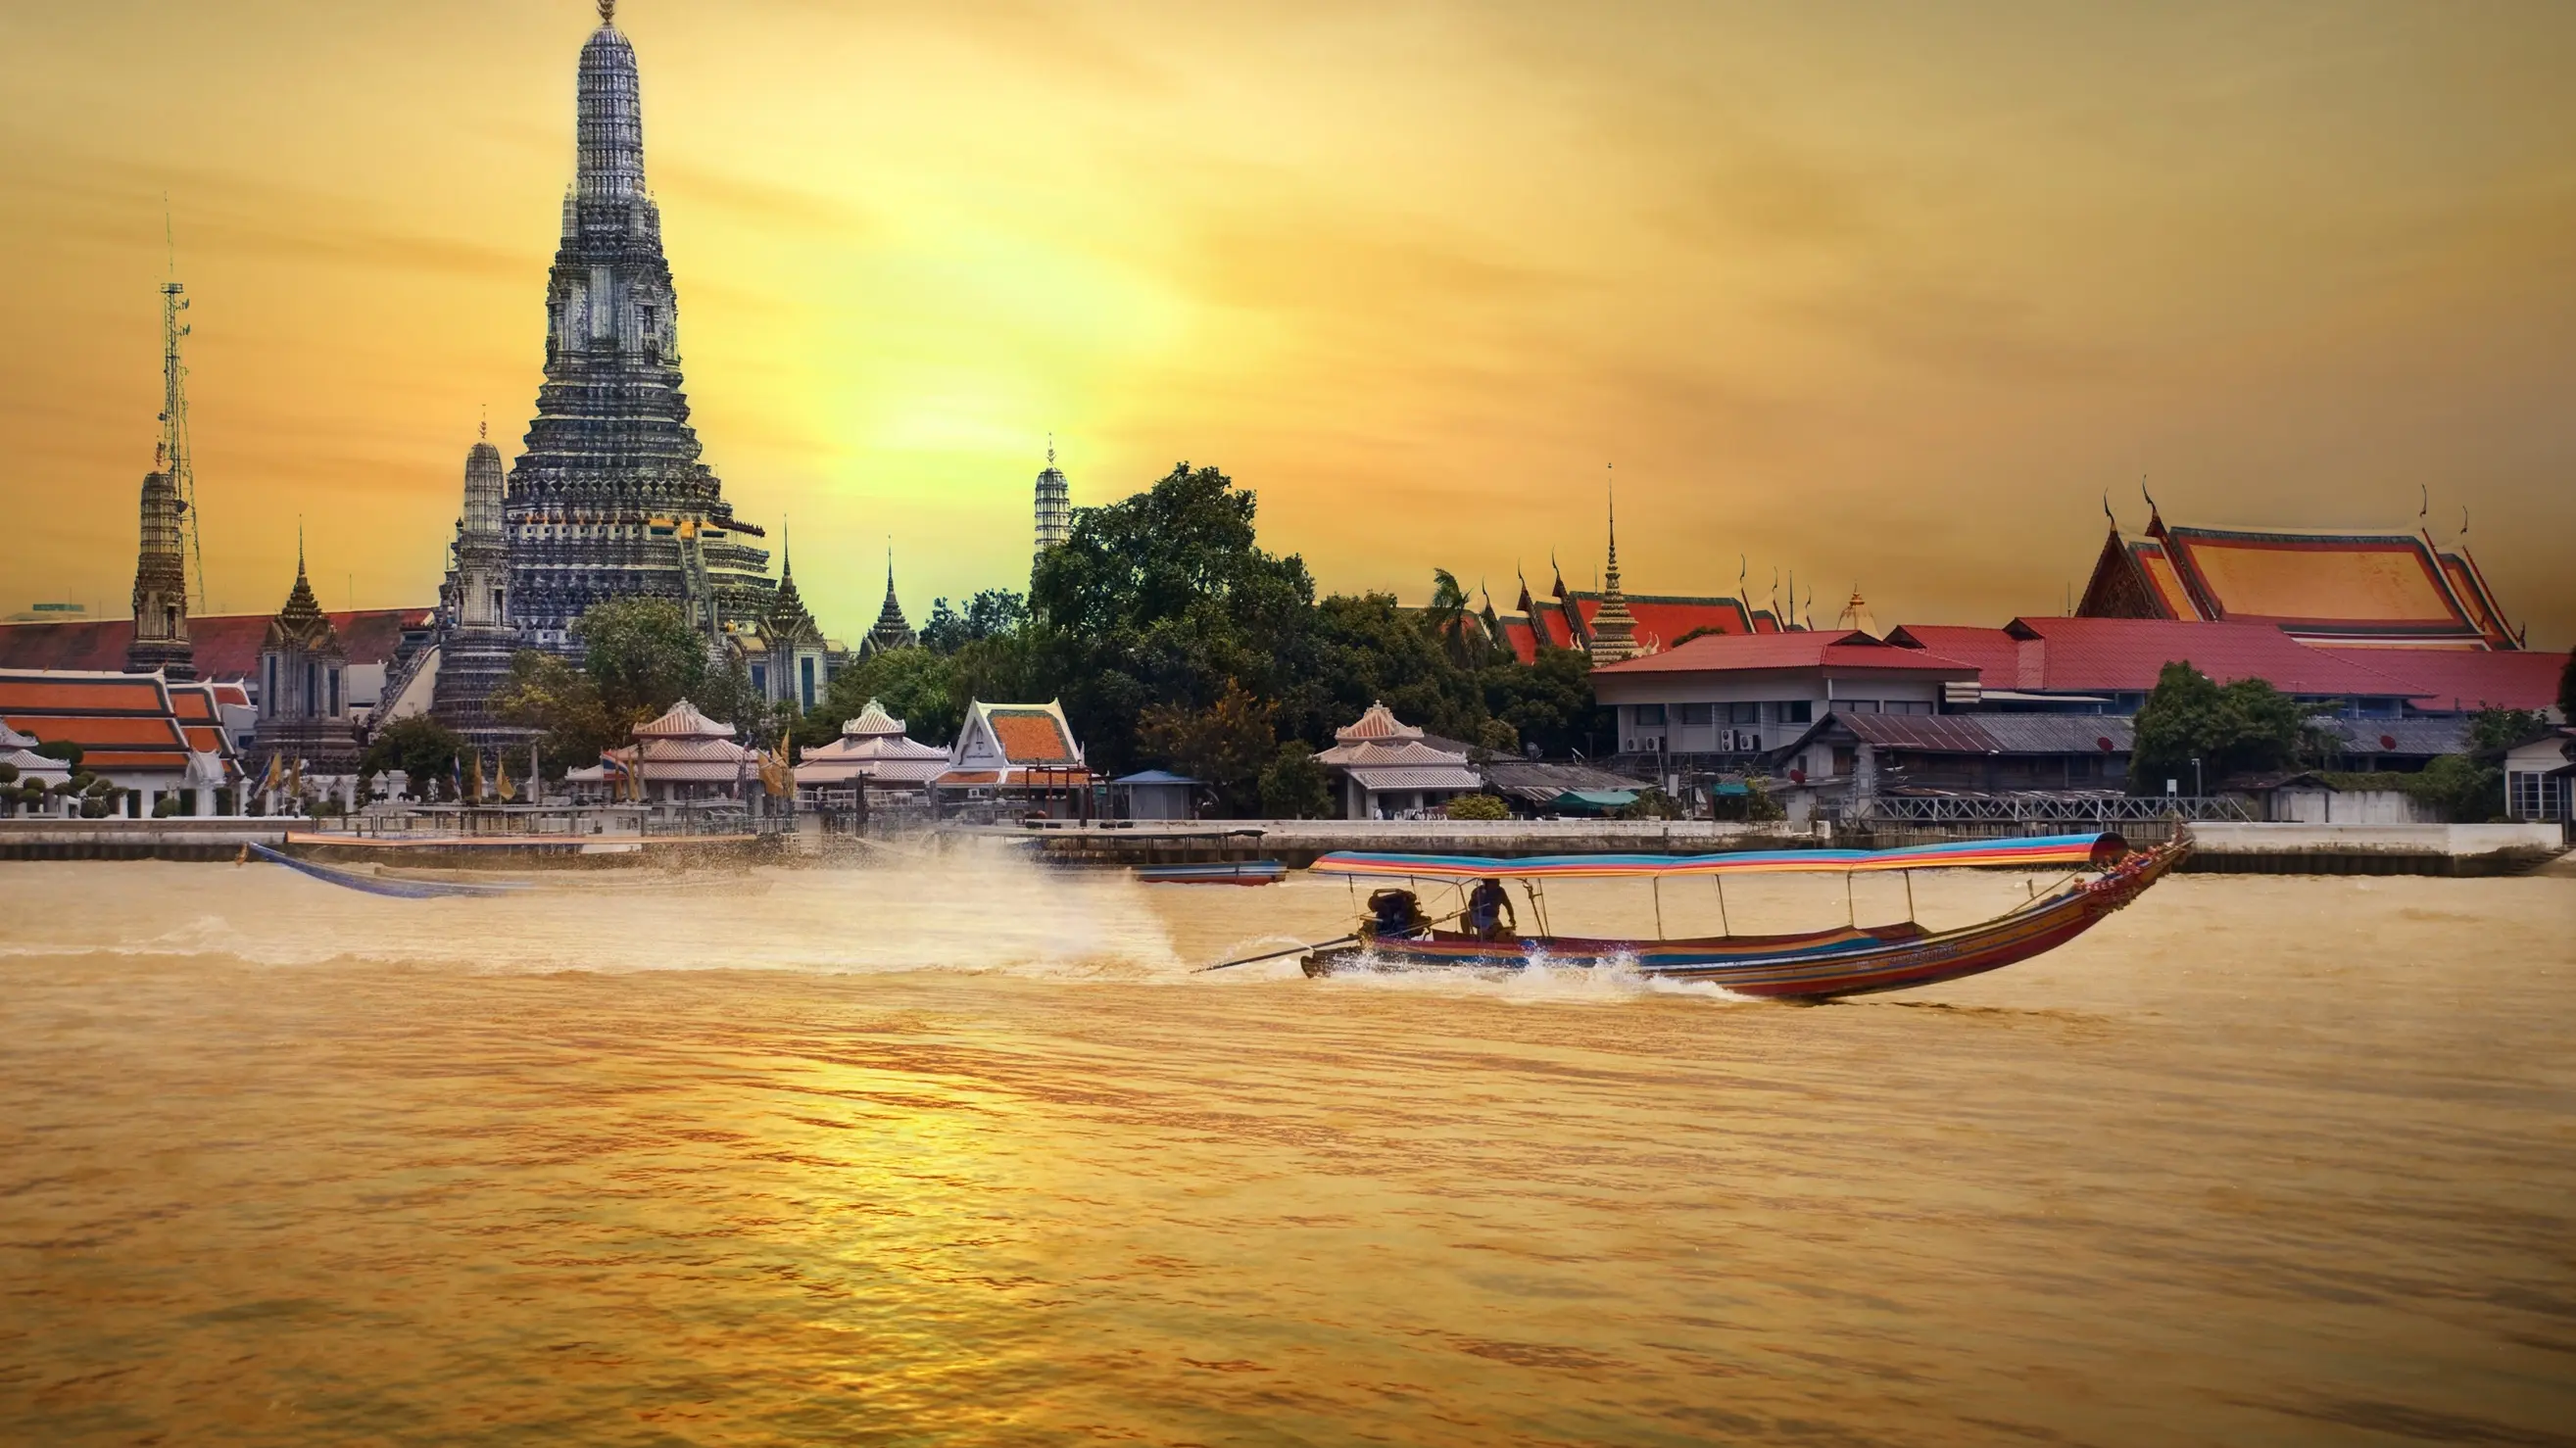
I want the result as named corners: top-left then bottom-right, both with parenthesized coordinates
top-left (2, 3), bottom-right (2569, 646)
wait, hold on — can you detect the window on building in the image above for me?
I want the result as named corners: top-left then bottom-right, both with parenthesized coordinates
top-left (328, 668), bottom-right (341, 717)
top-left (800, 657), bottom-right (816, 710)
top-left (305, 660), bottom-right (318, 718)
top-left (751, 664), bottom-right (766, 696)
top-left (2508, 771), bottom-right (2562, 821)
top-left (1887, 700), bottom-right (1933, 716)
top-left (1728, 701), bottom-right (1760, 725)
top-left (1677, 702), bottom-right (1712, 726)
top-left (1780, 700), bottom-right (1813, 723)
top-left (1633, 703), bottom-right (1668, 726)
top-left (266, 656), bottom-right (277, 714)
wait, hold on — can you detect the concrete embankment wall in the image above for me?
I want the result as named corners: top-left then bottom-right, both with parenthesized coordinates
top-left (1001, 818), bottom-right (2567, 878)
top-left (0, 820), bottom-right (292, 861)
top-left (2178, 822), bottom-right (2566, 877)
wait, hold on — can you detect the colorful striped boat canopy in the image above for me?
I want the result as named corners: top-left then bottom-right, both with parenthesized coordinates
top-left (1310, 833), bottom-right (2124, 881)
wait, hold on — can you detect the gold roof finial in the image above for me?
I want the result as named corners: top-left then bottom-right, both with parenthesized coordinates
top-left (598, 0), bottom-right (616, 24)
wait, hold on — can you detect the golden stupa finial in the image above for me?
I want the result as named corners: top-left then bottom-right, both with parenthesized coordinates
top-left (598, 0), bottom-right (616, 24)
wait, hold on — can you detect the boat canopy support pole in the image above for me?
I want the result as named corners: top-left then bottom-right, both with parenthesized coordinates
top-left (1715, 874), bottom-right (1730, 938)
top-left (1846, 871), bottom-right (1857, 927)
top-left (1652, 877), bottom-right (1666, 940)
top-left (1904, 870), bottom-right (1916, 923)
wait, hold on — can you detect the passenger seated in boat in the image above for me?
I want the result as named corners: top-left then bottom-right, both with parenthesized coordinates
top-left (1365, 888), bottom-right (1431, 940)
top-left (1464, 877), bottom-right (1517, 941)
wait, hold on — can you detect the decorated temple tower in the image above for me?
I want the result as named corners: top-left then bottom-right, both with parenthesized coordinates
top-left (861, 551), bottom-right (917, 655)
top-left (429, 429), bottom-right (532, 750)
top-left (1033, 439), bottom-right (1070, 567)
top-left (124, 445), bottom-right (194, 680)
top-left (1585, 489), bottom-right (1640, 665)
top-left (251, 539), bottom-right (361, 780)
top-left (503, 1), bottom-right (777, 652)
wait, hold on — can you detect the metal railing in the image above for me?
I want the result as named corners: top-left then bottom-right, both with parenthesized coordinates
top-left (1857, 795), bottom-right (2253, 824)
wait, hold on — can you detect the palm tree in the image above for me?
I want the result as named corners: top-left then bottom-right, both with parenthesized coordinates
top-left (1427, 568), bottom-right (1477, 666)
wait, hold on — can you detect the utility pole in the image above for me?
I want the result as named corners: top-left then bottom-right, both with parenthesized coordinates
top-left (162, 207), bottom-right (208, 611)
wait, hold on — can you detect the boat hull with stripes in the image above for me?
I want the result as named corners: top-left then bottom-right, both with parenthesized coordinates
top-left (1300, 836), bottom-right (2184, 999)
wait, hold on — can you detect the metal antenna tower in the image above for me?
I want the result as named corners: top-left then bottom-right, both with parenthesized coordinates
top-left (161, 206), bottom-right (207, 611)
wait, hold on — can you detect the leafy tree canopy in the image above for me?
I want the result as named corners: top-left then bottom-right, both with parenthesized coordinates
top-left (2128, 661), bottom-right (2306, 794)
top-left (921, 590), bottom-right (1030, 654)
top-left (360, 715), bottom-right (466, 801)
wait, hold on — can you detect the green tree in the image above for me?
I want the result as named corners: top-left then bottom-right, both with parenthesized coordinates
top-left (2406, 753), bottom-right (2503, 823)
top-left (2559, 647), bottom-right (2574, 721)
top-left (1425, 568), bottom-right (1480, 667)
top-left (1478, 647), bottom-right (1600, 758)
top-left (361, 715), bottom-right (466, 801)
top-left (2469, 706), bottom-right (2551, 753)
top-left (577, 597), bottom-right (711, 719)
top-left (1257, 741), bottom-right (1334, 819)
top-left (921, 590), bottom-right (1030, 654)
top-left (802, 646), bottom-right (964, 751)
top-left (493, 650), bottom-right (619, 775)
top-left (2129, 661), bottom-right (2305, 795)
top-left (1138, 680), bottom-right (1278, 816)
top-left (1030, 462), bottom-right (1319, 773)
top-left (1445, 793), bottom-right (1508, 821)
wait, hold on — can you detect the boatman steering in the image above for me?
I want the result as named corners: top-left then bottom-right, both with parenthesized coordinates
top-left (1464, 877), bottom-right (1517, 941)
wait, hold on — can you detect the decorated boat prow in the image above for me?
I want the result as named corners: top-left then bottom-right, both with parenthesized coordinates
top-left (1300, 831), bottom-right (2184, 1000)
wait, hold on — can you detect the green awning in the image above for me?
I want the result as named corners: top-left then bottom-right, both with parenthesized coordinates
top-left (1550, 789), bottom-right (1637, 811)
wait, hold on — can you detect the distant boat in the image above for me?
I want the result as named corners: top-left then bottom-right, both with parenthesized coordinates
top-left (1296, 832), bottom-right (2185, 999)
top-left (1135, 860), bottom-right (1286, 887)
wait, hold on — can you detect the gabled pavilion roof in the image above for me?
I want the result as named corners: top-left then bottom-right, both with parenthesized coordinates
top-left (632, 699), bottom-right (735, 739)
top-left (2076, 510), bottom-right (2519, 650)
top-left (1336, 700), bottom-right (1423, 744)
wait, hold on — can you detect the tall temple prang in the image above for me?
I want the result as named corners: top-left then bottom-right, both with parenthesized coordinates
top-left (125, 443), bottom-right (194, 680)
top-left (503, 4), bottom-right (779, 652)
top-left (427, 425), bottom-right (533, 751)
top-left (1033, 437), bottom-right (1070, 569)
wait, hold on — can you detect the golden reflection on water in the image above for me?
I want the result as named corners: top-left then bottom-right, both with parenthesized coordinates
top-left (0, 855), bottom-right (2570, 1445)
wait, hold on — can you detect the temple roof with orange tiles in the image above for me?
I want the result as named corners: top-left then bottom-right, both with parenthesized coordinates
top-left (2077, 507), bottom-right (2520, 650)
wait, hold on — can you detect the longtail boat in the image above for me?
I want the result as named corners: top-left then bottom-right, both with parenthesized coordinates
top-left (244, 842), bottom-right (536, 898)
top-left (1296, 831), bottom-right (2186, 999)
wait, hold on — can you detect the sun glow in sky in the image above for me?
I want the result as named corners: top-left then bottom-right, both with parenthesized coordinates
top-left (2, 2), bottom-right (2570, 644)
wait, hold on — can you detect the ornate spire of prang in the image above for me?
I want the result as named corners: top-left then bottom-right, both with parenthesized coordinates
top-left (865, 543), bottom-right (917, 653)
top-left (507, 0), bottom-right (779, 652)
top-left (125, 439), bottom-right (194, 679)
top-left (1586, 465), bottom-right (1639, 664)
top-left (267, 525), bottom-right (338, 653)
top-left (1033, 433), bottom-right (1071, 561)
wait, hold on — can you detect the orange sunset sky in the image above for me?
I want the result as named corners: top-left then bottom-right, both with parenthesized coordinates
top-left (3, 1), bottom-right (2570, 646)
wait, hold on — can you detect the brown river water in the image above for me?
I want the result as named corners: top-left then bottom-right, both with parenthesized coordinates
top-left (1, 853), bottom-right (2570, 1446)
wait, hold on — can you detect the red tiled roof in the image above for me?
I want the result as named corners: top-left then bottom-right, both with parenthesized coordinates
top-left (0, 607), bottom-right (431, 680)
top-left (1881, 626), bottom-right (2026, 689)
top-left (0, 675), bottom-right (170, 713)
top-left (1503, 595), bottom-right (1759, 663)
top-left (2317, 647), bottom-right (2565, 712)
top-left (1593, 629), bottom-right (1979, 677)
top-left (988, 710), bottom-right (1075, 764)
top-left (1999, 617), bottom-right (2426, 697)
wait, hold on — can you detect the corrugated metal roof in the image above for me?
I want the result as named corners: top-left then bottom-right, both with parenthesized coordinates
top-left (1816, 711), bottom-right (2133, 756)
top-left (2318, 716), bottom-right (2470, 756)
top-left (1345, 765), bottom-right (1483, 792)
